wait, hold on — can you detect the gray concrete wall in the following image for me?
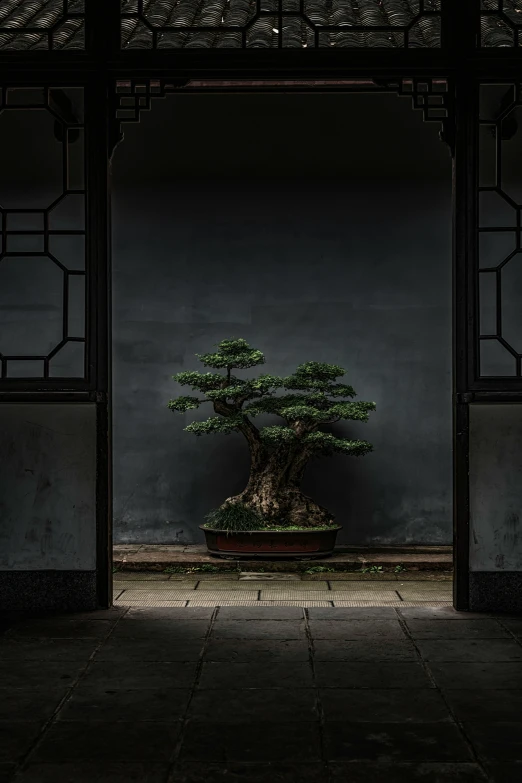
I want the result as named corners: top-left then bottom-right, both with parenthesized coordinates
top-left (469, 404), bottom-right (522, 571)
top-left (111, 91), bottom-right (453, 546)
top-left (0, 404), bottom-right (96, 570)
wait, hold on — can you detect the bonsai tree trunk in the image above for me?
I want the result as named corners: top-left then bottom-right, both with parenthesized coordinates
top-left (169, 339), bottom-right (375, 535)
top-left (223, 443), bottom-right (334, 528)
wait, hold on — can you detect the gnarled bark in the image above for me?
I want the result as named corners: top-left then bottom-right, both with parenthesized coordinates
top-left (223, 445), bottom-right (334, 528)
top-left (213, 397), bottom-right (333, 528)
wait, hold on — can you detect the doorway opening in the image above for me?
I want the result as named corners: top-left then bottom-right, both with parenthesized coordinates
top-left (109, 83), bottom-right (453, 609)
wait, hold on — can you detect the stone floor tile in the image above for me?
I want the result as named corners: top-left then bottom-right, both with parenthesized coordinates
top-left (6, 620), bottom-right (114, 639)
top-left (216, 607), bottom-right (304, 620)
top-left (258, 591), bottom-right (334, 602)
top-left (189, 600), bottom-right (333, 608)
top-left (57, 686), bottom-right (191, 722)
top-left (111, 620), bottom-right (210, 638)
top-left (180, 721), bottom-right (322, 762)
top-left (170, 762), bottom-right (329, 782)
top-left (184, 599), bottom-right (260, 607)
top-left (122, 607), bottom-right (214, 620)
top-left (324, 722), bottom-right (473, 762)
top-left (114, 573), bottom-right (170, 580)
top-left (43, 608), bottom-right (127, 621)
top-left (311, 573), bottom-right (395, 581)
top-left (396, 591), bottom-right (453, 602)
top-left (12, 763), bottom-right (169, 782)
top-left (118, 591), bottom-right (258, 603)
top-left (188, 688), bottom-right (318, 722)
top-left (327, 582), bottom-right (397, 590)
top-left (313, 639), bottom-right (417, 661)
top-left (211, 620), bottom-right (306, 640)
top-left (427, 662), bottom-right (522, 689)
top-left (443, 690), bottom-right (522, 722)
top-left (397, 588), bottom-right (454, 597)
top-left (163, 575), bottom-right (221, 582)
top-left (403, 620), bottom-right (509, 639)
top-left (204, 639), bottom-right (310, 662)
top-left (239, 573), bottom-right (302, 581)
top-left (115, 591), bottom-right (199, 602)
top-left (116, 553), bottom-right (188, 564)
top-left (115, 581), bottom-right (198, 590)
top-left (198, 581), bottom-right (329, 591)
top-left (95, 638), bottom-right (204, 662)
top-left (0, 688), bottom-right (69, 721)
top-left (0, 638), bottom-right (100, 661)
top-left (485, 761), bottom-right (522, 782)
top-left (198, 661), bottom-right (314, 689)
top-left (308, 619), bottom-right (406, 639)
top-left (80, 661), bottom-right (198, 689)
top-left (321, 573), bottom-right (399, 581)
top-left (332, 601), bottom-right (452, 608)
top-left (0, 764), bottom-right (16, 783)
top-left (314, 661), bottom-right (434, 689)
top-left (115, 599), bottom-right (188, 607)
top-left (462, 721), bottom-right (522, 761)
top-left (398, 607), bottom-right (490, 621)
top-left (499, 619), bottom-right (522, 637)
top-left (415, 638), bottom-right (522, 662)
top-left (329, 762), bottom-right (487, 781)
top-left (0, 661), bottom-right (85, 689)
top-left (0, 722), bottom-right (43, 762)
top-left (138, 546), bottom-right (186, 552)
top-left (394, 581), bottom-right (454, 590)
top-left (320, 688), bottom-right (451, 722)
top-left (31, 721), bottom-right (181, 762)
top-left (328, 591), bottom-right (401, 602)
top-left (393, 572), bottom-right (454, 581)
top-left (197, 573), bottom-right (239, 580)
top-left (307, 607), bottom-right (399, 619)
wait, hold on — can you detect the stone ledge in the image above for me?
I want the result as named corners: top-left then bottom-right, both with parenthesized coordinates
top-left (113, 545), bottom-right (453, 574)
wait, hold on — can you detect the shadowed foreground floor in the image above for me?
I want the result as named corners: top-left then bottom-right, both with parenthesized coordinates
top-left (0, 604), bottom-right (521, 782)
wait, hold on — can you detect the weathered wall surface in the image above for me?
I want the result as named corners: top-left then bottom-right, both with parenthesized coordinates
top-left (0, 404), bottom-right (96, 570)
top-left (111, 91), bottom-right (453, 546)
top-left (469, 404), bottom-right (522, 571)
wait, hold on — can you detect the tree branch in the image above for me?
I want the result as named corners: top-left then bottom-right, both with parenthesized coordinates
top-left (213, 399), bottom-right (264, 461)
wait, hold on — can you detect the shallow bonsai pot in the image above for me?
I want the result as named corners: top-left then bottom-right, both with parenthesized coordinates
top-left (200, 525), bottom-right (342, 559)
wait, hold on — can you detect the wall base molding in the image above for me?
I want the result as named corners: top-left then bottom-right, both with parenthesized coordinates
top-left (0, 571), bottom-right (98, 611)
top-left (469, 571), bottom-right (522, 613)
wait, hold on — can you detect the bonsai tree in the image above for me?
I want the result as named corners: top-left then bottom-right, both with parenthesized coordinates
top-left (167, 338), bottom-right (375, 531)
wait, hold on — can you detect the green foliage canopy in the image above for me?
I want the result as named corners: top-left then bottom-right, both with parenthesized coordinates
top-left (168, 338), bottom-right (375, 457)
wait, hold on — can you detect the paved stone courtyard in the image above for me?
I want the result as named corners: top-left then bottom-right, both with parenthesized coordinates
top-left (1, 599), bottom-right (522, 782)
top-left (113, 572), bottom-right (454, 608)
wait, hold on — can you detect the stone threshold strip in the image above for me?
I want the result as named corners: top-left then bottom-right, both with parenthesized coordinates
top-left (113, 572), bottom-right (453, 608)
top-left (113, 544), bottom-right (453, 574)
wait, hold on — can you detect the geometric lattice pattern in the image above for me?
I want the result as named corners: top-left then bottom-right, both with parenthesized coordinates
top-left (0, 87), bottom-right (86, 380)
top-left (480, 0), bottom-right (522, 47)
top-left (377, 77), bottom-right (451, 147)
top-left (0, 1), bottom-right (84, 50)
top-left (478, 82), bottom-right (522, 377)
top-left (120, 0), bottom-right (442, 49)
